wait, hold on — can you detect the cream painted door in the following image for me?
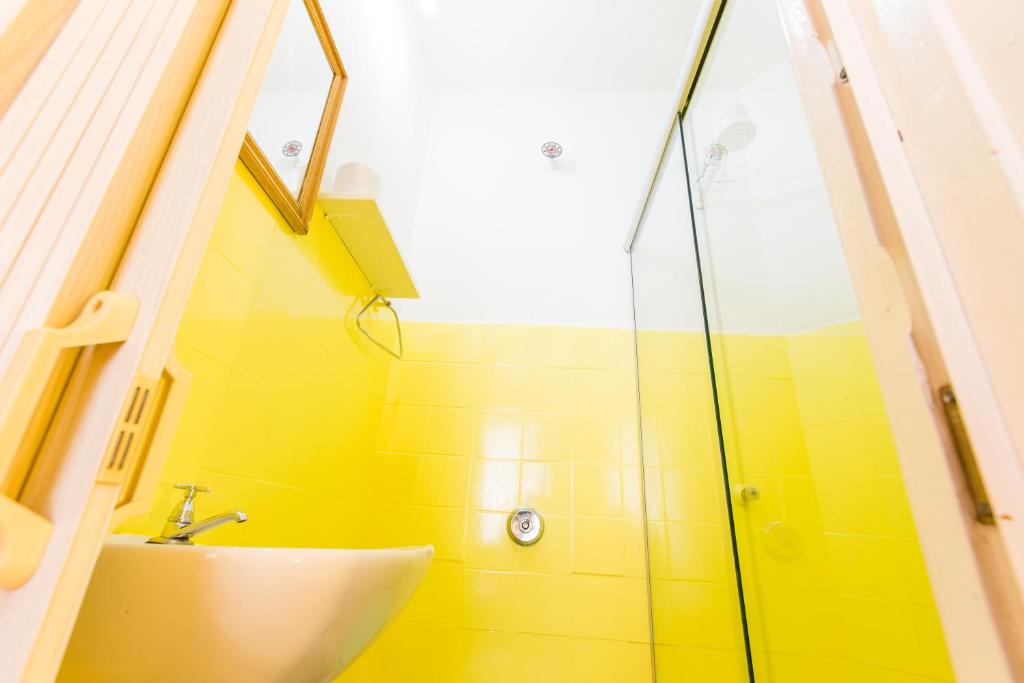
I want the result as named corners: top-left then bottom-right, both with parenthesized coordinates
top-left (0, 1), bottom-right (289, 680)
top-left (779, 1), bottom-right (1024, 680)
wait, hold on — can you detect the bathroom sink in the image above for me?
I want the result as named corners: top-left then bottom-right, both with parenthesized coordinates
top-left (58, 535), bottom-right (433, 683)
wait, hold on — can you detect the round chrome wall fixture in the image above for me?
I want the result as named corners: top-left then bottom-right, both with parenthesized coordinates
top-left (282, 140), bottom-right (303, 157)
top-left (507, 508), bottom-right (544, 546)
top-left (541, 141), bottom-right (562, 158)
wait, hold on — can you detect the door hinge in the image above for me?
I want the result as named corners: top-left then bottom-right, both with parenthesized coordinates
top-left (938, 385), bottom-right (995, 525)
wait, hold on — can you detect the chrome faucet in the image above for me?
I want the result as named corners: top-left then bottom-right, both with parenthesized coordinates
top-left (147, 483), bottom-right (247, 545)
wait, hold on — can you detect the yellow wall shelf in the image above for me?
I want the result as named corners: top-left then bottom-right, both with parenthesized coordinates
top-left (319, 196), bottom-right (418, 299)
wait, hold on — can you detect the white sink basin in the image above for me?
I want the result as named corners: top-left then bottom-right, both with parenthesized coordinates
top-left (58, 535), bottom-right (433, 683)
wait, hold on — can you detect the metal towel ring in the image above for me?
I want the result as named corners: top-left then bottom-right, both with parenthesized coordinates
top-left (356, 294), bottom-right (403, 359)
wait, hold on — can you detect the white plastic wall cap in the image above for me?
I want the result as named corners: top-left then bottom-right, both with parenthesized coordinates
top-left (332, 162), bottom-right (382, 199)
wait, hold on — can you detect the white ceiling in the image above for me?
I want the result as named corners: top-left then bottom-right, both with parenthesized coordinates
top-left (415, 0), bottom-right (705, 91)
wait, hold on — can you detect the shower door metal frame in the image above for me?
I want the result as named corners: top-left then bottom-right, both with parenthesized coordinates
top-left (675, 111), bottom-right (757, 683)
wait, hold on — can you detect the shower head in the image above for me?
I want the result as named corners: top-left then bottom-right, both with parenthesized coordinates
top-left (713, 104), bottom-right (756, 152)
top-left (695, 105), bottom-right (755, 202)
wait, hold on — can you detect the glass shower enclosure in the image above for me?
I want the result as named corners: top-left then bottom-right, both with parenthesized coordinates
top-left (629, 1), bottom-right (954, 681)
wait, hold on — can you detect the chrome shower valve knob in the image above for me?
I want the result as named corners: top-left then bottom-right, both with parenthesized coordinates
top-left (507, 508), bottom-right (544, 546)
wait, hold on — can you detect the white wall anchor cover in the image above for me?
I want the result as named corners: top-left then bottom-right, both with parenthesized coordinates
top-left (332, 162), bottom-right (382, 199)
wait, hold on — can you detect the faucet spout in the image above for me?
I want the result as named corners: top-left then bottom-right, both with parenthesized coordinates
top-left (148, 511), bottom-right (247, 545)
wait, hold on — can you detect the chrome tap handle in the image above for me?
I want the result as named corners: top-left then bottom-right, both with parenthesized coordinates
top-left (174, 483), bottom-right (211, 496)
top-left (168, 484), bottom-right (211, 527)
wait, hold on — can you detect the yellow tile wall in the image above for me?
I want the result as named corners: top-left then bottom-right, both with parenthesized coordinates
top-left (778, 324), bottom-right (952, 683)
top-left (121, 162), bottom-right (651, 682)
top-left (118, 161), bottom-right (393, 548)
top-left (644, 324), bottom-right (955, 683)
top-left (635, 330), bottom-right (752, 681)
top-left (341, 321), bottom-right (652, 683)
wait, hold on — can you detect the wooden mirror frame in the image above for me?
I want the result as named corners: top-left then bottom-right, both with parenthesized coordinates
top-left (239, 0), bottom-right (346, 235)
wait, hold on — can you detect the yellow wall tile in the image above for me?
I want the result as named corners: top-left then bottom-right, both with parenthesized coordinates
top-left (423, 406), bottom-right (477, 456)
top-left (479, 325), bottom-right (529, 365)
top-left (363, 503), bottom-right (417, 548)
top-left (520, 461), bottom-right (571, 516)
top-left (570, 575), bottom-right (649, 642)
top-left (477, 408), bottom-right (523, 459)
top-left (621, 467), bottom-right (645, 519)
top-left (513, 573), bottom-right (573, 634)
top-left (385, 361), bottom-right (435, 405)
top-left (455, 629), bottom-right (516, 683)
top-left (650, 580), bottom-right (740, 649)
top-left (468, 459), bottom-right (520, 512)
top-left (464, 511), bottom-right (517, 571)
top-left (412, 507), bottom-right (466, 561)
top-left (164, 344), bottom-right (229, 468)
top-left (175, 247), bottom-right (255, 365)
top-left (760, 589), bottom-right (852, 659)
top-left (665, 522), bottom-right (730, 582)
top-left (844, 597), bottom-right (954, 681)
top-left (377, 404), bottom-right (429, 453)
top-left (512, 633), bottom-right (572, 683)
top-left (431, 363), bottom-right (488, 407)
top-left (572, 463), bottom-right (622, 517)
top-left (654, 416), bottom-right (716, 470)
top-left (571, 639), bottom-right (652, 683)
top-left (523, 411), bottom-right (571, 462)
top-left (572, 516), bottom-right (626, 576)
top-left (418, 455), bottom-right (470, 508)
top-left (654, 644), bottom-right (746, 682)
top-left (480, 364), bottom-right (526, 408)
top-left (622, 520), bottom-right (648, 578)
top-left (853, 662), bottom-right (947, 683)
top-left (803, 422), bottom-right (873, 477)
top-left (567, 413), bottom-right (623, 465)
top-left (772, 425), bottom-right (810, 475)
top-left (516, 514), bottom-right (571, 575)
top-left (662, 468), bottom-right (721, 523)
top-left (460, 569), bottom-right (519, 631)
top-left (403, 560), bottom-right (462, 625)
top-left (815, 476), bottom-right (889, 536)
top-left (363, 453), bottom-right (422, 505)
top-left (769, 653), bottom-right (855, 683)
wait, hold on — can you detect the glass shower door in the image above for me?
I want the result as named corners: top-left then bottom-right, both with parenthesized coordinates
top-left (631, 121), bottom-right (754, 682)
top-left (631, 1), bottom-right (956, 681)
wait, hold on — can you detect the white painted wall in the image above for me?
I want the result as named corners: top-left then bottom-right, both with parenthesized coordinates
top-left (253, 0), bottom-right (853, 336)
top-left (632, 0), bottom-right (861, 336)
top-left (395, 89), bottom-right (676, 328)
top-left (630, 123), bottom-right (708, 335)
top-left (320, 0), bottom-right (435, 254)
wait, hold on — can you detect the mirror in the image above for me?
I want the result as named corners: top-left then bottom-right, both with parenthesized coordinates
top-left (240, 0), bottom-right (346, 234)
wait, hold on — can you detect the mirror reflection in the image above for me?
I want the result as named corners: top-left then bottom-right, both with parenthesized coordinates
top-left (247, 0), bottom-right (333, 197)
